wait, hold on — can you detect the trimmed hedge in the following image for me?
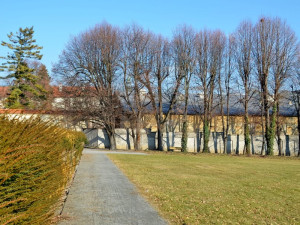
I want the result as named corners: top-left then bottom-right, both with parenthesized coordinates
top-left (0, 115), bottom-right (87, 224)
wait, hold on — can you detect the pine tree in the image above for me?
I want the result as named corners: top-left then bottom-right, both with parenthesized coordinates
top-left (0, 27), bottom-right (44, 109)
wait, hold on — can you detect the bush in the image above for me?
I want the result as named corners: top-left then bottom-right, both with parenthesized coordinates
top-left (0, 115), bottom-right (87, 224)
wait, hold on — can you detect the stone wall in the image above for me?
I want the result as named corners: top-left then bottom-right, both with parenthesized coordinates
top-left (84, 128), bottom-right (299, 156)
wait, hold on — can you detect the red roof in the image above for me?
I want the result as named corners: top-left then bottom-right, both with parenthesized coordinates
top-left (52, 86), bottom-right (96, 97)
top-left (0, 86), bottom-right (9, 98)
top-left (0, 85), bottom-right (96, 99)
top-left (0, 86), bottom-right (88, 98)
top-left (52, 86), bottom-right (80, 98)
top-left (0, 109), bottom-right (62, 115)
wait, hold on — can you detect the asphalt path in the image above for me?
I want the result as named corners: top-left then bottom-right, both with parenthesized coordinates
top-left (58, 149), bottom-right (167, 225)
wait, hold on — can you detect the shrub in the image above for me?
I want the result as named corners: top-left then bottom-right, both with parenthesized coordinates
top-left (0, 115), bottom-right (86, 224)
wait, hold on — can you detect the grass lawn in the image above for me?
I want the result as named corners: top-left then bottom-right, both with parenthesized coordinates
top-left (108, 152), bottom-right (300, 225)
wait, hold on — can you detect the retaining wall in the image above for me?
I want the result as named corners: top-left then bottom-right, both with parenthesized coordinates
top-left (84, 128), bottom-right (299, 156)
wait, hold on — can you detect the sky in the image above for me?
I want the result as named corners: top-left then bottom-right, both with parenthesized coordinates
top-left (0, 0), bottom-right (300, 83)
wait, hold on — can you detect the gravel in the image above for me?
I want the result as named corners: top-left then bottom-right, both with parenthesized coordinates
top-left (58, 149), bottom-right (167, 225)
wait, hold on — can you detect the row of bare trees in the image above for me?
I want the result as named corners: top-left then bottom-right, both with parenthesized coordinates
top-left (54, 17), bottom-right (300, 155)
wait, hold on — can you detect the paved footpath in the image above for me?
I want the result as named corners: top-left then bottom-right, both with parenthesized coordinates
top-left (58, 149), bottom-right (167, 225)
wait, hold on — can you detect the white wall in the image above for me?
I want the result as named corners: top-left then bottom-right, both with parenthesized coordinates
top-left (84, 128), bottom-right (299, 156)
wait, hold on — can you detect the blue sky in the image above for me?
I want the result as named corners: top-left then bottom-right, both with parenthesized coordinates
top-left (0, 0), bottom-right (299, 82)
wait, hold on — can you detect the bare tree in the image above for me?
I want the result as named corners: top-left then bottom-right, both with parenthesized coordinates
top-left (172, 25), bottom-right (196, 152)
top-left (253, 17), bottom-right (299, 156)
top-left (253, 17), bottom-right (277, 155)
top-left (234, 21), bottom-right (254, 156)
top-left (50, 18), bottom-right (299, 155)
top-left (215, 32), bottom-right (228, 154)
top-left (53, 22), bottom-right (122, 150)
top-left (119, 24), bottom-right (153, 150)
top-left (195, 30), bottom-right (209, 153)
top-left (138, 35), bottom-right (184, 151)
top-left (270, 18), bottom-right (299, 155)
top-left (195, 30), bottom-right (223, 153)
top-left (291, 55), bottom-right (300, 156)
top-left (26, 61), bottom-right (52, 109)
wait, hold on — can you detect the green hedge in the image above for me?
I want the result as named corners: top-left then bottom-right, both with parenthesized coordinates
top-left (0, 115), bottom-right (87, 224)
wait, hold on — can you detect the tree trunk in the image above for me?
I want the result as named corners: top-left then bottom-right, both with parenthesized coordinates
top-left (221, 103), bottom-right (226, 154)
top-left (244, 87), bottom-right (251, 156)
top-left (108, 132), bottom-right (116, 150)
top-left (263, 86), bottom-right (270, 155)
top-left (297, 96), bottom-right (300, 157)
top-left (157, 120), bottom-right (163, 151)
top-left (181, 78), bottom-right (189, 152)
top-left (268, 104), bottom-right (276, 155)
top-left (218, 68), bottom-right (228, 154)
top-left (203, 119), bottom-right (210, 153)
top-left (276, 101), bottom-right (283, 156)
top-left (244, 114), bottom-right (251, 156)
top-left (202, 86), bottom-right (210, 153)
top-left (181, 121), bottom-right (188, 152)
top-left (298, 114), bottom-right (300, 157)
top-left (131, 122), bottom-right (137, 150)
top-left (226, 95), bottom-right (230, 154)
top-left (136, 112), bottom-right (141, 150)
top-left (262, 77), bottom-right (275, 156)
top-left (277, 133), bottom-right (282, 156)
top-left (260, 96), bottom-right (265, 155)
top-left (157, 76), bottom-right (164, 151)
top-left (218, 72), bottom-right (225, 154)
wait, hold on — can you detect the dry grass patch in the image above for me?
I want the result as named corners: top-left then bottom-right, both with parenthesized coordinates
top-left (108, 153), bottom-right (300, 225)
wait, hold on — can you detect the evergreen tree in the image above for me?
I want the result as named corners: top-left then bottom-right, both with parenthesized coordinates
top-left (0, 27), bottom-right (44, 109)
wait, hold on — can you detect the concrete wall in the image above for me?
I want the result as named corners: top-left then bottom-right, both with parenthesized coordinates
top-left (83, 128), bottom-right (299, 156)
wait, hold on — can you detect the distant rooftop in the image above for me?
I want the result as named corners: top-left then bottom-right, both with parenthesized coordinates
top-left (0, 86), bottom-right (297, 117)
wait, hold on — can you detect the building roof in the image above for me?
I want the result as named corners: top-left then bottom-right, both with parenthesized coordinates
top-left (0, 109), bottom-right (61, 115)
top-left (0, 86), bottom-right (85, 98)
top-left (0, 86), bottom-right (9, 98)
top-left (0, 86), bottom-right (298, 117)
top-left (160, 92), bottom-right (297, 117)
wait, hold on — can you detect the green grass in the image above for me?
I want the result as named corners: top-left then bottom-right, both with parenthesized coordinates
top-left (108, 153), bottom-right (300, 225)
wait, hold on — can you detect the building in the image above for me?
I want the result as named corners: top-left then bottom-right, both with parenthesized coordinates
top-left (1, 86), bottom-right (299, 155)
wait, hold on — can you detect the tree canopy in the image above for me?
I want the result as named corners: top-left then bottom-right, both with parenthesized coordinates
top-left (0, 26), bottom-right (46, 109)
